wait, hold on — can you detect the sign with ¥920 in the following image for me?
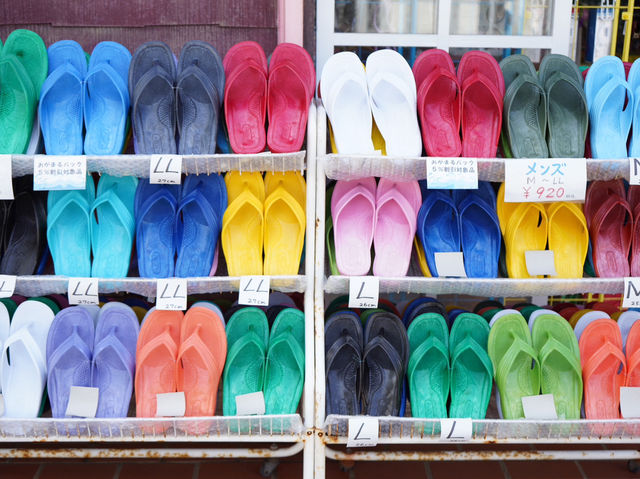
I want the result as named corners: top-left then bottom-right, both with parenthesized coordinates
top-left (504, 158), bottom-right (586, 203)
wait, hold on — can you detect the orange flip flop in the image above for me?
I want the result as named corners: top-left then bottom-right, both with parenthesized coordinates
top-left (176, 306), bottom-right (227, 416)
top-left (579, 318), bottom-right (627, 419)
top-left (135, 309), bottom-right (183, 417)
top-left (625, 321), bottom-right (640, 387)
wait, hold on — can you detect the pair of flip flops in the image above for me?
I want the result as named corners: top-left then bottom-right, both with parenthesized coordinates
top-left (129, 41), bottom-right (224, 154)
top-left (223, 42), bottom-right (314, 154)
top-left (330, 177), bottom-right (420, 276)
top-left (325, 310), bottom-right (408, 416)
top-left (417, 182), bottom-right (500, 278)
top-left (497, 183), bottom-right (589, 278)
top-left (0, 29), bottom-right (47, 154)
top-left (222, 171), bottom-right (305, 276)
top-left (135, 303), bottom-right (227, 417)
top-left (223, 306), bottom-right (304, 415)
top-left (135, 173), bottom-right (227, 278)
top-left (500, 53), bottom-right (587, 158)
top-left (408, 312), bottom-right (492, 419)
top-left (320, 50), bottom-right (421, 156)
top-left (40, 41), bottom-right (131, 155)
top-left (46, 303), bottom-right (139, 418)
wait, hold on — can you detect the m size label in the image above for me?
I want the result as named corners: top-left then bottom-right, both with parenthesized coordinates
top-left (238, 276), bottom-right (270, 306)
top-left (150, 155), bottom-right (182, 185)
top-left (156, 278), bottom-right (187, 310)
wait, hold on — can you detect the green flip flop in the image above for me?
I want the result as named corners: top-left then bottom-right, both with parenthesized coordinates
top-left (488, 313), bottom-right (541, 419)
top-left (271, 308), bottom-right (304, 346)
top-left (0, 298), bottom-right (17, 319)
top-left (2, 29), bottom-right (47, 97)
top-left (325, 295), bottom-right (350, 318)
top-left (519, 305), bottom-right (542, 321)
top-left (482, 308), bottom-right (502, 322)
top-left (0, 56), bottom-right (36, 153)
top-left (226, 307), bottom-right (269, 347)
top-left (264, 330), bottom-right (305, 415)
top-left (326, 184), bottom-right (339, 276)
top-left (407, 313), bottom-right (449, 418)
top-left (531, 314), bottom-right (583, 419)
top-left (449, 313), bottom-right (493, 419)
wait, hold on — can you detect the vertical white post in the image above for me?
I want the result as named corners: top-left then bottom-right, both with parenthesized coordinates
top-left (551, 0), bottom-right (573, 54)
top-left (437, 0), bottom-right (452, 51)
top-left (317, 0), bottom-right (336, 84)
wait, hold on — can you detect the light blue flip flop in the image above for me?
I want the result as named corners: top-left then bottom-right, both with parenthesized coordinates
top-left (628, 59), bottom-right (640, 157)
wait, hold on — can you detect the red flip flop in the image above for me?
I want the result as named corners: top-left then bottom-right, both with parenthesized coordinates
top-left (631, 204), bottom-right (640, 276)
top-left (628, 185), bottom-right (640, 212)
top-left (457, 51), bottom-right (505, 97)
top-left (270, 43), bottom-right (315, 96)
top-left (584, 179), bottom-right (626, 228)
top-left (589, 195), bottom-right (632, 278)
top-left (412, 49), bottom-right (455, 89)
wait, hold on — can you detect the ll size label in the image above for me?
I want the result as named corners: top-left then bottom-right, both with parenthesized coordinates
top-left (348, 276), bottom-right (379, 309)
top-left (150, 155), bottom-right (182, 185)
top-left (505, 158), bottom-right (586, 202)
top-left (156, 278), bottom-right (187, 310)
top-left (68, 278), bottom-right (99, 305)
top-left (33, 155), bottom-right (87, 191)
top-left (238, 276), bottom-right (270, 306)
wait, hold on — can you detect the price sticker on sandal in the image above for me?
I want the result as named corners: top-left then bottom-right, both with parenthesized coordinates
top-left (0, 275), bottom-right (16, 298)
top-left (623, 278), bottom-right (640, 308)
top-left (238, 276), bottom-right (270, 306)
top-left (156, 278), bottom-right (187, 310)
top-left (347, 417), bottom-right (379, 447)
top-left (33, 155), bottom-right (87, 191)
top-left (349, 276), bottom-right (379, 309)
top-left (0, 155), bottom-right (13, 200)
top-left (68, 278), bottom-right (99, 305)
top-left (150, 154), bottom-right (182, 185)
top-left (504, 158), bottom-right (586, 203)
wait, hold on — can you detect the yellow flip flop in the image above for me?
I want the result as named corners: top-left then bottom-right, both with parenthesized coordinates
top-left (328, 118), bottom-right (386, 155)
top-left (497, 182), bottom-right (521, 235)
top-left (414, 236), bottom-right (432, 277)
top-left (547, 202), bottom-right (588, 279)
top-left (222, 171), bottom-right (265, 276)
top-left (505, 202), bottom-right (548, 278)
top-left (570, 309), bottom-right (593, 328)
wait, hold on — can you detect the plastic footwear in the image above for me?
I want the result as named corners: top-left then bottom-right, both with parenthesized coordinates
top-left (629, 58), bottom-right (640, 157)
top-left (496, 182), bottom-right (520, 236)
top-left (547, 202), bottom-right (588, 279)
top-left (589, 195), bottom-right (632, 278)
top-left (499, 54), bottom-right (537, 91)
top-left (618, 310), bottom-right (640, 352)
top-left (625, 321), bottom-right (640, 387)
top-left (3, 29), bottom-right (47, 96)
top-left (504, 202), bottom-right (548, 279)
top-left (584, 179), bottom-right (626, 229)
top-left (0, 56), bottom-right (37, 154)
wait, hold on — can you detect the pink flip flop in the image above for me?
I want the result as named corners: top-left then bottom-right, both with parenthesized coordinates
top-left (457, 51), bottom-right (505, 97)
top-left (413, 49), bottom-right (455, 89)
top-left (331, 178), bottom-right (376, 276)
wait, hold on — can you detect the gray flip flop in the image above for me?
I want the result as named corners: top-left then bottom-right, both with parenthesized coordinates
top-left (499, 54), bottom-right (537, 91)
top-left (539, 53), bottom-right (583, 87)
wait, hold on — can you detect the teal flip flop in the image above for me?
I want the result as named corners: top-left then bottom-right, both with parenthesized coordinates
top-left (2, 29), bottom-right (47, 97)
top-left (264, 330), bottom-right (305, 414)
top-left (0, 56), bottom-right (36, 153)
top-left (271, 308), bottom-right (304, 346)
top-left (226, 307), bottom-right (269, 347)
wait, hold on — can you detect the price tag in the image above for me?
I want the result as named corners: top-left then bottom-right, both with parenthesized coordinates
top-left (348, 276), bottom-right (379, 309)
top-left (33, 155), bottom-right (87, 191)
top-left (504, 158), bottom-right (586, 202)
top-left (347, 417), bottom-right (379, 447)
top-left (525, 250), bottom-right (557, 276)
top-left (149, 154), bottom-right (182, 185)
top-left (624, 278), bottom-right (640, 308)
top-left (621, 387), bottom-right (640, 418)
top-left (434, 252), bottom-right (467, 277)
top-left (522, 394), bottom-right (558, 420)
top-left (235, 391), bottom-right (266, 416)
top-left (0, 394), bottom-right (5, 416)
top-left (440, 418), bottom-right (473, 441)
top-left (0, 155), bottom-right (13, 200)
top-left (0, 275), bottom-right (16, 298)
top-left (630, 158), bottom-right (640, 186)
top-left (68, 278), bottom-right (99, 305)
top-left (65, 386), bottom-right (99, 418)
top-left (426, 157), bottom-right (478, 189)
top-left (156, 391), bottom-right (186, 417)
top-left (156, 278), bottom-right (187, 310)
top-left (238, 276), bottom-right (270, 306)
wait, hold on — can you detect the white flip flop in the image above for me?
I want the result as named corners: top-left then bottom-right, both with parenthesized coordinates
top-left (617, 310), bottom-right (640, 353)
top-left (574, 310), bottom-right (610, 342)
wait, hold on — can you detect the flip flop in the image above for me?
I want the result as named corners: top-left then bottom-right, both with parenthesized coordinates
top-left (628, 58), bottom-right (640, 156)
top-left (496, 182), bottom-right (520, 236)
top-left (474, 300), bottom-right (504, 314)
top-left (373, 179), bottom-right (420, 277)
top-left (84, 42), bottom-right (132, 155)
top-left (547, 202), bottom-right (588, 279)
top-left (589, 195), bottom-right (632, 278)
top-left (0, 56), bottom-right (37, 154)
top-left (175, 173), bottom-right (227, 277)
top-left (451, 181), bottom-right (497, 211)
top-left (263, 172), bottom-right (306, 275)
top-left (504, 202), bottom-right (548, 279)
top-left (90, 175), bottom-right (138, 278)
top-left (489, 308), bottom-right (523, 327)
top-left (574, 310), bottom-right (611, 342)
top-left (92, 302), bottom-right (139, 418)
top-left (413, 49), bottom-right (455, 89)
top-left (631, 205), bottom-right (640, 277)
top-left (584, 179), bottom-right (626, 229)
top-left (415, 237), bottom-right (432, 277)
top-left (618, 311), bottom-right (640, 352)
top-left (528, 308), bottom-right (561, 332)
top-left (403, 298), bottom-right (447, 327)
top-left (532, 314), bottom-right (583, 419)
top-left (39, 40), bottom-right (86, 155)
top-left (449, 313), bottom-right (492, 419)
top-left (222, 171), bottom-right (264, 276)
top-left (331, 177), bottom-right (376, 276)
top-left (134, 308), bottom-right (182, 417)
top-left (579, 318), bottom-right (626, 419)
top-left (2, 29), bottom-right (47, 96)
top-left (625, 321), bottom-right (640, 387)
top-left (417, 191), bottom-right (460, 277)
top-left (499, 54), bottom-right (537, 91)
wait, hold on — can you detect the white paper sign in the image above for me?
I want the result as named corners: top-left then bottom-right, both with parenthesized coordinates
top-left (504, 158), bottom-right (586, 202)
top-left (238, 276), bottom-right (270, 306)
top-left (427, 158), bottom-right (478, 189)
top-left (440, 418), bottom-right (473, 441)
top-left (630, 158), bottom-right (640, 186)
top-left (0, 394), bottom-right (5, 416)
top-left (620, 387), bottom-right (640, 418)
top-left (623, 278), bottom-right (640, 308)
top-left (434, 252), bottom-right (467, 277)
top-left (156, 391), bottom-right (186, 417)
top-left (0, 155), bottom-right (13, 200)
top-left (65, 386), bottom-right (99, 418)
top-left (0, 275), bottom-right (16, 298)
top-left (68, 278), bottom-right (99, 305)
top-left (348, 276), bottom-right (379, 309)
top-left (33, 155), bottom-right (87, 191)
top-left (235, 391), bottom-right (266, 416)
top-left (150, 155), bottom-right (182, 185)
top-left (156, 278), bottom-right (188, 310)
top-left (347, 417), bottom-right (379, 447)
top-left (525, 250), bottom-right (557, 277)
top-left (522, 394), bottom-right (558, 420)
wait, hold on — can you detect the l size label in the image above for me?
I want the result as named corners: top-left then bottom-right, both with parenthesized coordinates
top-left (156, 278), bottom-right (187, 310)
top-left (0, 275), bottom-right (16, 298)
top-left (150, 155), bottom-right (182, 185)
top-left (348, 276), bottom-right (379, 309)
top-left (238, 276), bottom-right (270, 306)
top-left (440, 418), bottom-right (473, 441)
top-left (0, 155), bottom-right (13, 200)
top-left (68, 278), bottom-right (99, 305)
top-left (504, 158), bottom-right (586, 202)
top-left (347, 417), bottom-right (379, 447)
top-left (427, 157), bottom-right (478, 190)
top-left (623, 278), bottom-right (640, 308)
top-left (33, 155), bottom-right (87, 191)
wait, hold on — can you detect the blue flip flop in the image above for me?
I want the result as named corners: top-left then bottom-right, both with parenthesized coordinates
top-left (628, 59), bottom-right (640, 157)
top-left (90, 175), bottom-right (138, 278)
top-left (175, 173), bottom-right (227, 277)
top-left (47, 176), bottom-right (95, 277)
top-left (451, 181), bottom-right (496, 210)
top-left (84, 42), bottom-right (132, 155)
top-left (39, 40), bottom-right (86, 155)
top-left (134, 179), bottom-right (180, 278)
top-left (417, 191), bottom-right (460, 277)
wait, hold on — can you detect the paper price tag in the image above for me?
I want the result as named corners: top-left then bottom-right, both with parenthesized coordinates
top-left (347, 417), bottom-right (379, 447)
top-left (68, 278), bottom-right (99, 305)
top-left (238, 276), bottom-right (270, 306)
top-left (156, 392), bottom-right (186, 417)
top-left (0, 275), bottom-right (16, 298)
top-left (620, 387), bottom-right (640, 418)
top-left (427, 157), bottom-right (478, 190)
top-left (235, 392), bottom-right (266, 416)
top-left (434, 252), bottom-right (467, 277)
top-left (504, 158), bottom-right (586, 202)
top-left (630, 158), bottom-right (640, 186)
top-left (0, 394), bottom-right (5, 417)
top-left (522, 394), bottom-right (558, 420)
top-left (156, 278), bottom-right (187, 310)
top-left (348, 276), bottom-right (379, 309)
top-left (0, 155), bottom-right (13, 200)
top-left (33, 155), bottom-right (87, 191)
top-left (65, 386), bottom-right (99, 418)
top-left (440, 418), bottom-right (473, 441)
top-left (624, 278), bottom-right (640, 308)
top-left (525, 250), bottom-right (557, 276)
top-left (150, 154), bottom-right (182, 185)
